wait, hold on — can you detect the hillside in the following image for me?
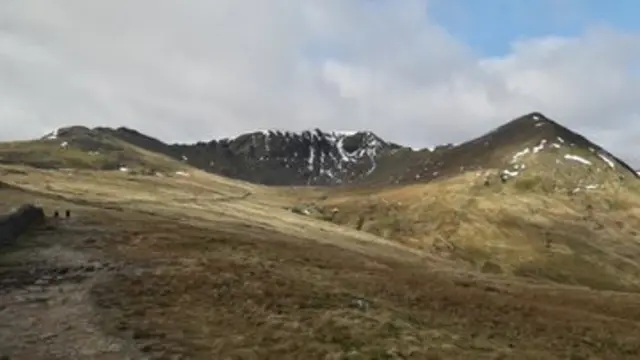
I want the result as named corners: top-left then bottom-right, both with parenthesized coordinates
top-left (291, 115), bottom-right (640, 291)
top-left (302, 161), bottom-right (640, 292)
top-left (2, 112), bottom-right (640, 358)
top-left (357, 112), bottom-right (638, 187)
top-left (3, 164), bottom-right (640, 358)
top-left (8, 112), bottom-right (636, 188)
top-left (0, 126), bottom-right (190, 175)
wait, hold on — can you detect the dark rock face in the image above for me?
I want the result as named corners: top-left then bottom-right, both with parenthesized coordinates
top-left (104, 128), bottom-right (404, 185)
top-left (0, 204), bottom-right (45, 246)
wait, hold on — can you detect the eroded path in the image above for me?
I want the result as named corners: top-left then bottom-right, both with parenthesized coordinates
top-left (0, 218), bottom-right (147, 360)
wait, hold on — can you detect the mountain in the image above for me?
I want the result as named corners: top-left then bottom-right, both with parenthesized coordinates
top-left (99, 127), bottom-right (404, 185)
top-left (1, 112), bottom-right (637, 188)
top-left (364, 112), bottom-right (639, 188)
top-left (297, 113), bottom-right (640, 291)
top-left (103, 112), bottom-right (640, 188)
top-left (96, 112), bottom-right (637, 188)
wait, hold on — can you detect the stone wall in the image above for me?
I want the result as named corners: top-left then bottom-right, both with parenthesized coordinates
top-left (0, 204), bottom-right (45, 247)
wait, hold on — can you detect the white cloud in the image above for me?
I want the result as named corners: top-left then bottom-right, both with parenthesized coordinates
top-left (1, 0), bottom-right (640, 165)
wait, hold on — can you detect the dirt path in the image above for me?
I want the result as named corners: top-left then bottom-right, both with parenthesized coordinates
top-left (0, 220), bottom-right (147, 360)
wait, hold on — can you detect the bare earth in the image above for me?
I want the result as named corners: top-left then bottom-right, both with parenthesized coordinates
top-left (2, 167), bottom-right (640, 359)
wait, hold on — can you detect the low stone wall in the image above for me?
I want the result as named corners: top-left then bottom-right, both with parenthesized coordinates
top-left (0, 204), bottom-right (45, 247)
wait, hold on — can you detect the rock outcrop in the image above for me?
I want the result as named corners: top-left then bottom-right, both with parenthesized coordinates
top-left (0, 204), bottom-right (45, 247)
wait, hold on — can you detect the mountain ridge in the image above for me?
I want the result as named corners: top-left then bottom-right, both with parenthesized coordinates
top-left (19, 112), bottom-right (640, 187)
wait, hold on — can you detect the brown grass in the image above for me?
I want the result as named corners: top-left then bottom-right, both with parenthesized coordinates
top-left (315, 166), bottom-right (640, 291)
top-left (2, 164), bottom-right (640, 359)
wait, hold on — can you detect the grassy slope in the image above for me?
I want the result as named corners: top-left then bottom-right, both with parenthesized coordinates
top-left (2, 165), bottom-right (640, 358)
top-left (311, 145), bottom-right (640, 293)
top-left (0, 136), bottom-right (187, 173)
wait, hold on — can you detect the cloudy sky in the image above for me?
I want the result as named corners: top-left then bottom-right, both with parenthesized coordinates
top-left (1, 0), bottom-right (640, 164)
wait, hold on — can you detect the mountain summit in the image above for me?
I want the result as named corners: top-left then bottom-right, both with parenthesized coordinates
top-left (373, 112), bottom-right (638, 186)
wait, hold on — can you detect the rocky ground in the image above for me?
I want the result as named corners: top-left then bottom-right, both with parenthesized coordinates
top-left (0, 218), bottom-right (147, 360)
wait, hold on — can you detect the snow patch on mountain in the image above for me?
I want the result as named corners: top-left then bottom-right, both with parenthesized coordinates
top-left (564, 154), bottom-right (592, 165)
top-left (251, 129), bottom-right (388, 181)
top-left (333, 130), bottom-right (358, 137)
top-left (500, 135), bottom-right (620, 181)
top-left (597, 153), bottom-right (615, 169)
top-left (307, 146), bottom-right (315, 171)
top-left (532, 139), bottom-right (546, 153)
top-left (44, 128), bottom-right (59, 140)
